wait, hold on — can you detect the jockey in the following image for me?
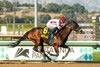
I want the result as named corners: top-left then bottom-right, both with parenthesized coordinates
top-left (43, 16), bottom-right (67, 45)
top-left (47, 16), bottom-right (67, 31)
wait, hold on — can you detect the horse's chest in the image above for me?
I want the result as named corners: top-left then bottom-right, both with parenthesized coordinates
top-left (53, 37), bottom-right (62, 46)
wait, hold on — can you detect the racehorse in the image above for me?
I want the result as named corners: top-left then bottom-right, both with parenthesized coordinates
top-left (9, 20), bottom-right (83, 61)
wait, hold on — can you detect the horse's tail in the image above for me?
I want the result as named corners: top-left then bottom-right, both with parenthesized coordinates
top-left (10, 31), bottom-right (29, 47)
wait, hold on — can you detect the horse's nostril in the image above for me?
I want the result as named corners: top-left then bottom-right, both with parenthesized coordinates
top-left (80, 30), bottom-right (83, 34)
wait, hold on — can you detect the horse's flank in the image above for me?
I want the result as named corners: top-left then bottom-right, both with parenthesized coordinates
top-left (27, 27), bottom-right (50, 45)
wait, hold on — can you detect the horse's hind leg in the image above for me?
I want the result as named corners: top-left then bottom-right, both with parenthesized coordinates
top-left (48, 45), bottom-right (59, 57)
top-left (33, 43), bottom-right (39, 52)
top-left (40, 42), bottom-right (51, 61)
top-left (33, 41), bottom-right (51, 61)
top-left (60, 45), bottom-right (70, 59)
top-left (32, 40), bottom-right (42, 52)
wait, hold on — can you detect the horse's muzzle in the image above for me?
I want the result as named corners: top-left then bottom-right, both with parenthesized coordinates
top-left (79, 29), bottom-right (83, 34)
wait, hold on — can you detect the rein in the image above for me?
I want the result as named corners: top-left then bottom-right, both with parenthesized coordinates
top-left (76, 27), bottom-right (81, 30)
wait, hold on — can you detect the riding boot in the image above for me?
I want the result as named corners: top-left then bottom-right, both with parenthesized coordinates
top-left (50, 32), bottom-right (54, 46)
top-left (49, 27), bottom-right (58, 45)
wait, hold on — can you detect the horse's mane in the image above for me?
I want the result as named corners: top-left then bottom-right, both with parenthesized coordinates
top-left (55, 20), bottom-right (72, 35)
top-left (54, 23), bottom-right (68, 37)
top-left (55, 20), bottom-right (77, 37)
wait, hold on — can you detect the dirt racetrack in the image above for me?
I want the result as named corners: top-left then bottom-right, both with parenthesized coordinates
top-left (0, 62), bottom-right (100, 67)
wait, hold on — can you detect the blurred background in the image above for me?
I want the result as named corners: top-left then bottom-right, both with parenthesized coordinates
top-left (0, 0), bottom-right (100, 62)
top-left (0, 0), bottom-right (100, 41)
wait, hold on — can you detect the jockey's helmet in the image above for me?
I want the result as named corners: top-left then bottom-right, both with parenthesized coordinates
top-left (60, 16), bottom-right (67, 23)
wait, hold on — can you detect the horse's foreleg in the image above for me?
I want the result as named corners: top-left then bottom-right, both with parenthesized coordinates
top-left (62, 47), bottom-right (70, 59)
top-left (41, 44), bottom-right (51, 61)
top-left (60, 45), bottom-right (70, 59)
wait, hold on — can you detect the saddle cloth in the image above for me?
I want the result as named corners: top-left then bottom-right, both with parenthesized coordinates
top-left (41, 27), bottom-right (50, 39)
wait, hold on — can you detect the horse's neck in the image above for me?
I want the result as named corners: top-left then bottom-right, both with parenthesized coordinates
top-left (56, 28), bottom-right (72, 42)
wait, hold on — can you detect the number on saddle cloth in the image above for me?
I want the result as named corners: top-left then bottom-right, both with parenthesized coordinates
top-left (41, 27), bottom-right (50, 39)
top-left (43, 27), bottom-right (49, 35)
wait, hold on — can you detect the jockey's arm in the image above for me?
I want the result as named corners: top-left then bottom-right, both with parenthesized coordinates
top-left (58, 23), bottom-right (64, 30)
top-left (59, 23), bottom-right (65, 27)
top-left (57, 20), bottom-right (61, 30)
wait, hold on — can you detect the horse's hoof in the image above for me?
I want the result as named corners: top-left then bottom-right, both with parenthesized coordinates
top-left (48, 57), bottom-right (51, 61)
top-left (33, 48), bottom-right (38, 52)
top-left (62, 56), bottom-right (65, 59)
top-left (47, 51), bottom-right (50, 54)
top-left (42, 57), bottom-right (51, 62)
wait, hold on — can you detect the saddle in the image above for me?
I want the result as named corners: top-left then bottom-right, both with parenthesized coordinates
top-left (41, 27), bottom-right (58, 45)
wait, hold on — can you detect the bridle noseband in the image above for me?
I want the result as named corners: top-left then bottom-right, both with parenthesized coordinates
top-left (76, 27), bottom-right (81, 30)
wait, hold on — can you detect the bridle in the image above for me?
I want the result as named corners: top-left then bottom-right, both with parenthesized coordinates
top-left (75, 26), bottom-right (81, 30)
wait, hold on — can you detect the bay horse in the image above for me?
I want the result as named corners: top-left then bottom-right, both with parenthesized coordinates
top-left (9, 20), bottom-right (83, 60)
